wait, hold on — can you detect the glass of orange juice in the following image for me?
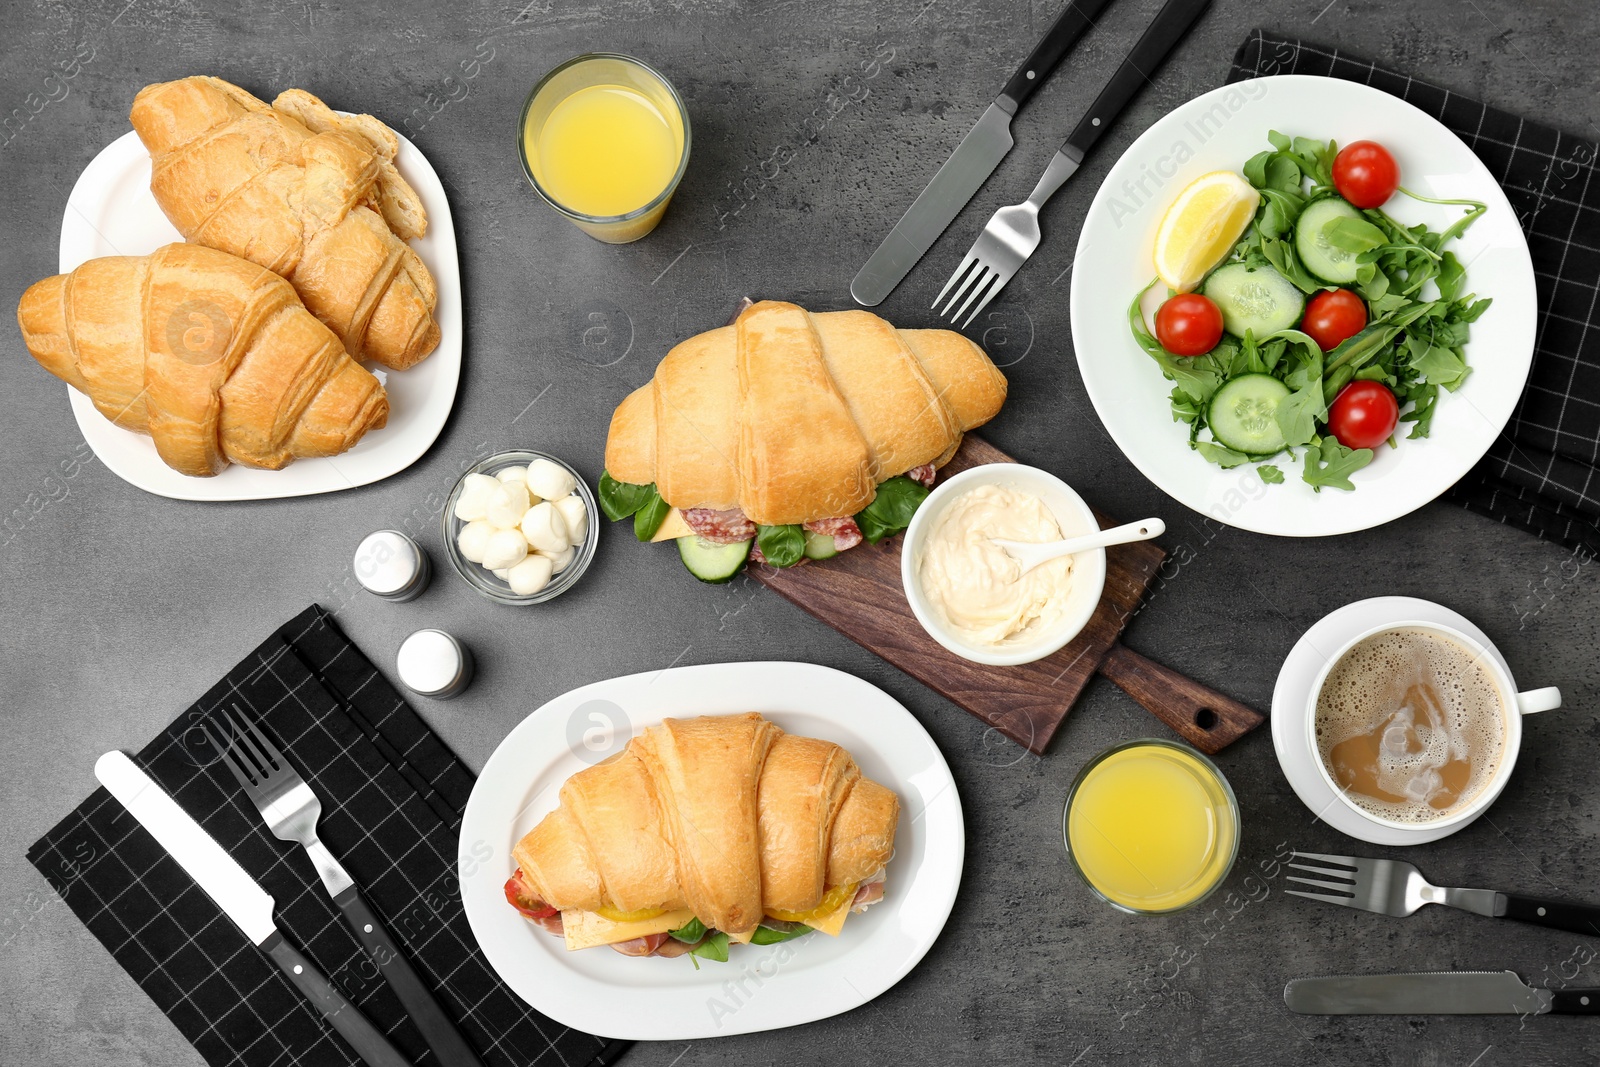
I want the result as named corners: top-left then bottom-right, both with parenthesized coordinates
top-left (1062, 739), bottom-right (1239, 914)
top-left (518, 53), bottom-right (691, 244)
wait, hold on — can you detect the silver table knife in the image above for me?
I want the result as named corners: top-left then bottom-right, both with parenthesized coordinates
top-left (850, 0), bottom-right (1116, 306)
top-left (95, 752), bottom-right (412, 1067)
top-left (1285, 970), bottom-right (1600, 1016)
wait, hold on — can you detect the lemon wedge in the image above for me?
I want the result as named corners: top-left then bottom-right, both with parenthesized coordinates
top-left (1151, 171), bottom-right (1261, 293)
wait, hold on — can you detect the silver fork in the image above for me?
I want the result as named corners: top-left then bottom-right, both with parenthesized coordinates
top-left (208, 705), bottom-right (485, 1067)
top-left (1287, 851), bottom-right (1600, 937)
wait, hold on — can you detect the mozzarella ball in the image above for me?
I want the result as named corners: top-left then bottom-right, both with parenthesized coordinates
top-left (539, 544), bottom-right (576, 573)
top-left (495, 465), bottom-right (529, 485)
top-left (456, 519), bottom-right (493, 564)
top-left (552, 495), bottom-right (589, 545)
top-left (491, 567), bottom-right (510, 580)
top-left (526, 458), bottom-right (576, 502)
top-left (452, 473), bottom-right (499, 521)
top-left (481, 528), bottom-right (529, 570)
top-left (486, 481), bottom-right (531, 529)
top-left (507, 554), bottom-right (555, 596)
top-left (520, 501), bottom-right (570, 553)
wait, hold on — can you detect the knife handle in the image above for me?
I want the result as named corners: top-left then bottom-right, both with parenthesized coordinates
top-left (1501, 893), bottom-right (1600, 938)
top-left (999, 0), bottom-right (1117, 110)
top-left (1060, 0), bottom-right (1211, 158)
top-left (263, 932), bottom-right (413, 1067)
top-left (335, 886), bottom-right (486, 1067)
top-left (1548, 988), bottom-right (1600, 1014)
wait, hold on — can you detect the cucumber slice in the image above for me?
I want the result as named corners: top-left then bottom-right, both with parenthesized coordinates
top-left (1202, 263), bottom-right (1305, 338)
top-left (676, 536), bottom-right (751, 583)
top-left (802, 531), bottom-right (839, 560)
top-left (1208, 373), bottom-right (1291, 455)
top-left (1295, 196), bottom-right (1363, 283)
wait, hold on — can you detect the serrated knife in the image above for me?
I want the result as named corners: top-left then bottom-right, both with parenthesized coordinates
top-left (95, 752), bottom-right (412, 1067)
top-left (850, 0), bottom-right (1117, 306)
top-left (1285, 970), bottom-right (1600, 1016)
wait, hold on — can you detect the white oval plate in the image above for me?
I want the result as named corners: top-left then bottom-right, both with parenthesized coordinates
top-left (1271, 596), bottom-right (1510, 845)
top-left (1070, 75), bottom-right (1536, 536)
top-left (458, 661), bottom-right (964, 1041)
top-left (54, 127), bottom-right (461, 501)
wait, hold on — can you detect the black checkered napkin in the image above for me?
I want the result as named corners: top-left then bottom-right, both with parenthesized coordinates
top-left (1229, 30), bottom-right (1600, 554)
top-left (26, 605), bottom-right (629, 1067)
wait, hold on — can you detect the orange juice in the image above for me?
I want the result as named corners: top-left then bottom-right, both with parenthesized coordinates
top-left (1064, 741), bottom-right (1238, 913)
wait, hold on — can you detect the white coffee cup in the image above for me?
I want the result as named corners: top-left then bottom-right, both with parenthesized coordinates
top-left (1305, 619), bottom-right (1560, 834)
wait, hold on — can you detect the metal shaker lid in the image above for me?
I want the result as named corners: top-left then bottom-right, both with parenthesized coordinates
top-left (355, 530), bottom-right (430, 601)
top-left (396, 629), bottom-right (473, 698)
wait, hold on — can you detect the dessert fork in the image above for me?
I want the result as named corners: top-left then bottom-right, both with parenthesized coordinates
top-left (208, 705), bottom-right (486, 1067)
top-left (1288, 851), bottom-right (1600, 937)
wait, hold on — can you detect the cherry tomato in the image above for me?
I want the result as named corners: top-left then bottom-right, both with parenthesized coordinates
top-left (1302, 289), bottom-right (1368, 352)
top-left (1332, 140), bottom-right (1400, 209)
top-left (1155, 293), bottom-right (1225, 356)
top-left (1328, 380), bottom-right (1400, 451)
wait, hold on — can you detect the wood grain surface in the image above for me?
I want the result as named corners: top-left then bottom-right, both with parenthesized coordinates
top-left (752, 436), bottom-right (1265, 754)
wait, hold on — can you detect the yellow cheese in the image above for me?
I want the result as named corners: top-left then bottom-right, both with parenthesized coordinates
top-left (562, 907), bottom-right (696, 951)
top-left (726, 927), bottom-right (756, 944)
top-left (650, 507), bottom-right (694, 542)
top-left (799, 893), bottom-right (854, 937)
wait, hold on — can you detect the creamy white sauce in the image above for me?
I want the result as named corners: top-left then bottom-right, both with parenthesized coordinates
top-left (918, 485), bottom-right (1073, 645)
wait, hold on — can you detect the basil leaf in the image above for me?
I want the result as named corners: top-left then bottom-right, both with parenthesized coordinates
top-left (598, 472), bottom-right (655, 522)
top-left (855, 476), bottom-right (930, 545)
top-left (755, 524), bottom-right (805, 567)
top-left (750, 924), bottom-right (812, 945)
top-left (633, 488), bottom-right (670, 541)
top-left (1302, 439), bottom-right (1373, 492)
top-left (668, 917), bottom-right (706, 944)
top-left (689, 931), bottom-right (730, 965)
top-left (1257, 465), bottom-right (1285, 484)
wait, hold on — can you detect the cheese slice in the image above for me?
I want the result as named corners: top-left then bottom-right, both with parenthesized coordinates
top-left (562, 907), bottom-right (696, 951)
top-left (798, 893), bottom-right (854, 937)
top-left (650, 507), bottom-right (694, 542)
top-left (726, 927), bottom-right (756, 944)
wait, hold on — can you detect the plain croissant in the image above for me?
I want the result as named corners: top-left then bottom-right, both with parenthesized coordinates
top-left (511, 713), bottom-right (899, 938)
top-left (130, 76), bottom-right (440, 370)
top-left (605, 300), bottom-right (1007, 525)
top-left (17, 243), bottom-right (388, 477)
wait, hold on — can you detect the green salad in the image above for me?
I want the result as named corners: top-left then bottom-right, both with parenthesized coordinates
top-left (1130, 131), bottom-right (1492, 491)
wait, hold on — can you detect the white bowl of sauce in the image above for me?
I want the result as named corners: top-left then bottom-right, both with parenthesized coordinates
top-left (901, 463), bottom-right (1106, 666)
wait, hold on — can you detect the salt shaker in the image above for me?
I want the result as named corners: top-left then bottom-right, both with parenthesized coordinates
top-left (354, 530), bottom-right (430, 602)
top-left (396, 629), bottom-right (474, 699)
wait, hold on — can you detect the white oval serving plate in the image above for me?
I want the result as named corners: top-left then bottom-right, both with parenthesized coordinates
top-left (458, 661), bottom-right (964, 1041)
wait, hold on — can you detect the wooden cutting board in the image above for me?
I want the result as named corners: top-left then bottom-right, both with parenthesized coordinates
top-left (752, 436), bottom-right (1265, 756)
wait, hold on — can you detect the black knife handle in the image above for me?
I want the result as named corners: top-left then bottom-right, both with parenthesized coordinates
top-left (1061, 0), bottom-right (1211, 158)
top-left (262, 932), bottom-right (413, 1067)
top-left (1501, 893), bottom-right (1600, 938)
top-left (1548, 988), bottom-right (1600, 1014)
top-left (999, 0), bottom-right (1118, 110)
top-left (335, 886), bottom-right (486, 1067)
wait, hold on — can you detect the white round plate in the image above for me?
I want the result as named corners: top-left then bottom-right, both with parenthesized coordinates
top-left (1271, 596), bottom-right (1511, 845)
top-left (458, 661), bottom-right (964, 1041)
top-left (54, 128), bottom-right (461, 501)
top-left (1070, 75), bottom-right (1536, 536)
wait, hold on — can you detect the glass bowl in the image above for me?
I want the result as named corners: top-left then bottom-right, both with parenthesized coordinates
top-left (1061, 738), bottom-right (1240, 915)
top-left (441, 450), bottom-right (598, 605)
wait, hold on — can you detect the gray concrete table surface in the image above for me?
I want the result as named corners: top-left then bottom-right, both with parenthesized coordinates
top-left (3, 0), bottom-right (1598, 1064)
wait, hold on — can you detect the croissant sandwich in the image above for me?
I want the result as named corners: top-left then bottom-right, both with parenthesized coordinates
top-left (598, 300), bottom-right (1007, 580)
top-left (504, 713), bottom-right (899, 961)
top-left (130, 76), bottom-right (440, 370)
top-left (17, 243), bottom-right (388, 477)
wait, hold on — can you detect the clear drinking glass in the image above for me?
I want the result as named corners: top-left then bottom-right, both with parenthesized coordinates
top-left (517, 53), bottom-right (691, 244)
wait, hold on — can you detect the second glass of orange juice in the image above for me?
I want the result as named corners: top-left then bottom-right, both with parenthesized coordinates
top-left (518, 54), bottom-right (690, 244)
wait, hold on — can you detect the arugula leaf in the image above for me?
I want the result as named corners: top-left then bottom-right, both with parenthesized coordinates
top-left (1194, 441), bottom-right (1251, 468)
top-left (1409, 342), bottom-right (1470, 391)
top-left (1302, 439), bottom-right (1374, 491)
top-left (669, 917), bottom-right (707, 944)
top-left (750, 924), bottom-right (812, 945)
top-left (1400, 382), bottom-right (1439, 438)
top-left (1276, 381), bottom-right (1327, 447)
top-left (1259, 236), bottom-right (1325, 293)
top-left (755, 524), bottom-right (805, 567)
top-left (633, 488), bottom-right (671, 541)
top-left (1454, 297), bottom-right (1492, 323)
top-left (1257, 465), bottom-right (1285, 484)
top-left (855, 476), bottom-right (930, 544)
top-left (1436, 250), bottom-right (1465, 302)
top-left (1128, 283), bottom-right (1225, 403)
top-left (598, 472), bottom-right (656, 522)
top-left (689, 931), bottom-right (731, 967)
top-left (1323, 215), bottom-right (1388, 254)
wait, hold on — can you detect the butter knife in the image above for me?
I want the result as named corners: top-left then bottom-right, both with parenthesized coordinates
top-left (1286, 970), bottom-right (1600, 1016)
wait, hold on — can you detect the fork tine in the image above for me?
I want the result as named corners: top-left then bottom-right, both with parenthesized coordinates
top-left (1287, 861), bottom-right (1357, 881)
top-left (1289, 850), bottom-right (1359, 868)
top-left (934, 254), bottom-right (979, 311)
top-left (231, 703), bottom-right (287, 767)
top-left (1285, 888), bottom-right (1362, 908)
top-left (218, 706), bottom-right (275, 779)
top-left (1287, 874), bottom-right (1359, 895)
top-left (938, 263), bottom-right (986, 320)
top-left (949, 268), bottom-right (997, 326)
top-left (959, 272), bottom-right (1007, 329)
top-left (201, 718), bottom-right (260, 789)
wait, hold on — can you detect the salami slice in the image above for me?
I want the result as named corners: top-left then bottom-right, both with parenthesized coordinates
top-left (803, 515), bottom-right (863, 551)
top-left (683, 507), bottom-right (756, 544)
top-left (905, 463), bottom-right (937, 488)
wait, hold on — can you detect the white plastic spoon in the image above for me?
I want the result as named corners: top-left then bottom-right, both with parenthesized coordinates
top-left (991, 517), bottom-right (1166, 575)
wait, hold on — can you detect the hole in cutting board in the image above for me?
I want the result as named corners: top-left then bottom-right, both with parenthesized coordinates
top-left (1194, 707), bottom-right (1218, 730)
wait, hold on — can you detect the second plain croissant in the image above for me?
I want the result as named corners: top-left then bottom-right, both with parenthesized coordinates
top-left (506, 713), bottom-right (899, 956)
top-left (605, 300), bottom-right (1008, 526)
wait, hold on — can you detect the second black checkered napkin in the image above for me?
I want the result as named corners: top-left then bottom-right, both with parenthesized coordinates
top-left (26, 605), bottom-right (629, 1067)
top-left (1230, 30), bottom-right (1600, 555)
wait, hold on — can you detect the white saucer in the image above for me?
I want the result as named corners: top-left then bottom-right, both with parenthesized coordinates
top-left (1271, 596), bottom-right (1513, 846)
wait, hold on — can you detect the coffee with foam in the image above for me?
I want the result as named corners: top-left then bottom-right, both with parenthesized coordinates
top-left (1314, 627), bottom-right (1506, 823)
